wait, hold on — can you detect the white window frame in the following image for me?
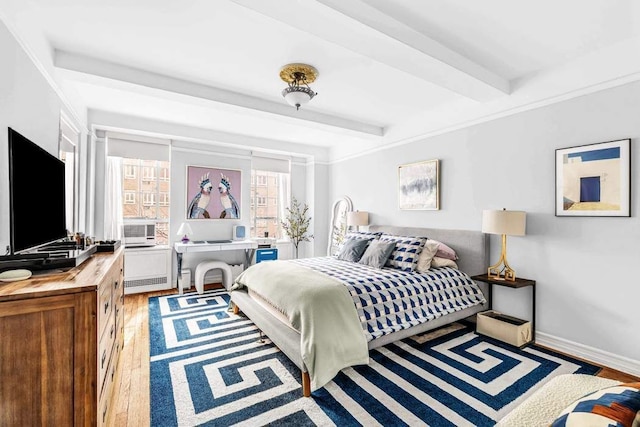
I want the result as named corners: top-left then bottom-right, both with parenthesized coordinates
top-left (142, 193), bottom-right (155, 206)
top-left (249, 168), bottom-right (291, 239)
top-left (124, 165), bottom-right (136, 179)
top-left (124, 192), bottom-right (136, 205)
top-left (142, 166), bottom-right (156, 181)
top-left (159, 167), bottom-right (170, 181)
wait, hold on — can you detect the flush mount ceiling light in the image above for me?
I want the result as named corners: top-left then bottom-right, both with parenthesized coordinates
top-left (280, 63), bottom-right (318, 110)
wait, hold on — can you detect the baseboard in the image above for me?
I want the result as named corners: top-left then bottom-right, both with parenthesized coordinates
top-left (537, 332), bottom-right (640, 377)
top-left (124, 282), bottom-right (172, 295)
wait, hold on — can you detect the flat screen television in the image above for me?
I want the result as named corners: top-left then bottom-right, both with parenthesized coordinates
top-left (8, 127), bottom-right (67, 254)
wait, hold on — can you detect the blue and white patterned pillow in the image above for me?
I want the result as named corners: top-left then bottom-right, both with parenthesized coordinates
top-left (344, 231), bottom-right (382, 240)
top-left (551, 382), bottom-right (640, 427)
top-left (379, 234), bottom-right (427, 272)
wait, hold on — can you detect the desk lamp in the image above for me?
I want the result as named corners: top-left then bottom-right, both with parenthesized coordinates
top-left (482, 209), bottom-right (526, 281)
top-left (177, 222), bottom-right (194, 243)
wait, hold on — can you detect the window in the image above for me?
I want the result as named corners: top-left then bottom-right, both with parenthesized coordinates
top-left (59, 114), bottom-right (78, 233)
top-left (121, 159), bottom-right (170, 244)
top-left (142, 193), bottom-right (155, 206)
top-left (124, 165), bottom-right (136, 179)
top-left (142, 166), bottom-right (156, 181)
top-left (250, 169), bottom-right (290, 239)
top-left (159, 167), bottom-right (170, 181)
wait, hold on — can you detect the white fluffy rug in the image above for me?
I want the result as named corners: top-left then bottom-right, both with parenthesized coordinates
top-left (496, 374), bottom-right (620, 427)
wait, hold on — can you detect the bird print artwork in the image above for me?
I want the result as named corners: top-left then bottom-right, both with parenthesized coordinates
top-left (187, 173), bottom-right (213, 219)
top-left (218, 173), bottom-right (239, 218)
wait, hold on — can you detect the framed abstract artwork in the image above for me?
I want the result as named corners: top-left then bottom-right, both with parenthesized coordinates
top-left (186, 165), bottom-right (242, 220)
top-left (555, 139), bottom-right (630, 217)
top-left (398, 159), bottom-right (440, 210)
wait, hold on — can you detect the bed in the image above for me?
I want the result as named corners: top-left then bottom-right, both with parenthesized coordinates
top-left (229, 225), bottom-right (490, 397)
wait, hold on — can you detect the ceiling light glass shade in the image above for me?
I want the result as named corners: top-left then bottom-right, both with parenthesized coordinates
top-left (280, 63), bottom-right (318, 110)
top-left (282, 86), bottom-right (316, 110)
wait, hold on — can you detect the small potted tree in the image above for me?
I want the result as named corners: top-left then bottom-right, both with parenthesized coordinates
top-left (281, 197), bottom-right (313, 259)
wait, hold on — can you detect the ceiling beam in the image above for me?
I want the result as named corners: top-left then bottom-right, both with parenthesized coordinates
top-left (88, 109), bottom-right (331, 161)
top-left (230, 0), bottom-right (509, 101)
top-left (54, 50), bottom-right (383, 137)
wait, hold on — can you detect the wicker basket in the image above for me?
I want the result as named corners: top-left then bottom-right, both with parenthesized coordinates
top-left (477, 310), bottom-right (532, 347)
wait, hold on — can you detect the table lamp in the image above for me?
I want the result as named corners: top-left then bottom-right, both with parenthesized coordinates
top-left (482, 209), bottom-right (526, 281)
top-left (347, 211), bottom-right (369, 231)
top-left (177, 222), bottom-right (194, 243)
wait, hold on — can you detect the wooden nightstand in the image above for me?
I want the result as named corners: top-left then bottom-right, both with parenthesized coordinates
top-left (471, 274), bottom-right (536, 343)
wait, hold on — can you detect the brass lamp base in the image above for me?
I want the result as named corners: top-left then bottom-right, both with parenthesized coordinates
top-left (487, 265), bottom-right (516, 281)
top-left (487, 234), bottom-right (517, 282)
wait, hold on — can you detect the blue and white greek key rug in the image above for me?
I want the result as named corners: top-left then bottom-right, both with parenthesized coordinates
top-left (149, 290), bottom-right (600, 426)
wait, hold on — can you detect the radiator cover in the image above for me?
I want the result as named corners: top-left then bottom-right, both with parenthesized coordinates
top-left (123, 246), bottom-right (171, 294)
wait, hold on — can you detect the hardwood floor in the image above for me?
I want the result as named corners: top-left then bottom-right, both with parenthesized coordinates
top-left (111, 288), bottom-right (639, 426)
top-left (112, 292), bottom-right (156, 426)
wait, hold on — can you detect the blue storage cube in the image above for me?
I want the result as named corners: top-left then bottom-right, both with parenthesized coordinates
top-left (256, 248), bottom-right (278, 263)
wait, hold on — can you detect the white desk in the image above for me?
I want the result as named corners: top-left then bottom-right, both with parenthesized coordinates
top-left (174, 240), bottom-right (258, 286)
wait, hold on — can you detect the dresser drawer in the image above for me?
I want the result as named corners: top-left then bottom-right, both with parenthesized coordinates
top-left (98, 311), bottom-right (115, 394)
top-left (98, 345), bottom-right (118, 427)
top-left (98, 278), bottom-right (113, 337)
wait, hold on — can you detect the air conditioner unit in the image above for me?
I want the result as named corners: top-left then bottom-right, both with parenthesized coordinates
top-left (122, 220), bottom-right (156, 247)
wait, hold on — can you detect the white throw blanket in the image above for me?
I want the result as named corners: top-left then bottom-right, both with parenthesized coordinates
top-left (233, 260), bottom-right (369, 391)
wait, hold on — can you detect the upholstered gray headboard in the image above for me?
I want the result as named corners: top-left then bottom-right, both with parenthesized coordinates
top-left (368, 225), bottom-right (489, 277)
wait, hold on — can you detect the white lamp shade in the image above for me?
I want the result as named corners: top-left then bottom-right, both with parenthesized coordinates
top-left (482, 210), bottom-right (526, 236)
top-left (283, 91), bottom-right (312, 108)
top-left (176, 222), bottom-right (193, 237)
top-left (347, 211), bottom-right (369, 227)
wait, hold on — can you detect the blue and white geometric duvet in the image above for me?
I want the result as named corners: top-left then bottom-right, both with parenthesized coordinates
top-left (292, 257), bottom-right (486, 342)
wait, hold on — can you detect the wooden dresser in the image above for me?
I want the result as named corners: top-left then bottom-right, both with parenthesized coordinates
top-left (0, 248), bottom-right (125, 426)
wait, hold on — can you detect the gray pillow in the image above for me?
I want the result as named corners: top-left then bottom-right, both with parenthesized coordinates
top-left (358, 240), bottom-right (396, 269)
top-left (336, 238), bottom-right (371, 262)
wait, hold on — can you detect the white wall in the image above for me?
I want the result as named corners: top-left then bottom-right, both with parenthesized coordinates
top-left (312, 162), bottom-right (330, 257)
top-left (0, 20), bottom-right (87, 251)
top-left (329, 80), bottom-right (640, 364)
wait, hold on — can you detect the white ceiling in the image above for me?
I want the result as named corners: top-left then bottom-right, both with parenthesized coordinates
top-left (2, 0), bottom-right (640, 161)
